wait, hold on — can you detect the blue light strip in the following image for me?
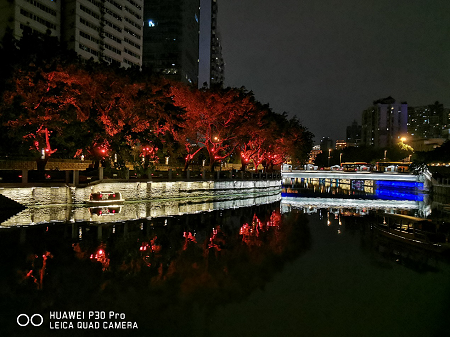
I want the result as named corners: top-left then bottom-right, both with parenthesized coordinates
top-left (376, 180), bottom-right (424, 190)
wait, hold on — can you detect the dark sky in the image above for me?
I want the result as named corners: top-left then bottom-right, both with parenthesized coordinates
top-left (218, 0), bottom-right (450, 143)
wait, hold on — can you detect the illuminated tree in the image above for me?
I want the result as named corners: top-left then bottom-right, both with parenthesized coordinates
top-left (171, 84), bottom-right (262, 171)
top-left (2, 63), bottom-right (92, 159)
top-left (239, 111), bottom-right (308, 172)
top-left (276, 116), bottom-right (314, 168)
top-left (120, 80), bottom-right (184, 172)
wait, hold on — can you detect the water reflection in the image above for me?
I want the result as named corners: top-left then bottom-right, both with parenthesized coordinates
top-left (1, 191), bottom-right (281, 227)
top-left (0, 201), bottom-right (312, 336)
top-left (2, 179), bottom-right (450, 336)
top-left (282, 176), bottom-right (431, 218)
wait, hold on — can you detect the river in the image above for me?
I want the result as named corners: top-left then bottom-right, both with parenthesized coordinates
top-left (0, 179), bottom-right (449, 337)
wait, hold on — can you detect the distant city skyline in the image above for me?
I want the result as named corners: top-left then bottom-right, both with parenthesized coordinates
top-left (218, 0), bottom-right (450, 143)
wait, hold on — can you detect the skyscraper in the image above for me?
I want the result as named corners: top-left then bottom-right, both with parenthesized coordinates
top-left (361, 96), bottom-right (408, 148)
top-left (407, 102), bottom-right (447, 139)
top-left (143, 0), bottom-right (200, 85)
top-left (345, 120), bottom-right (361, 146)
top-left (0, 0), bottom-right (61, 40)
top-left (62, 0), bottom-right (144, 68)
top-left (198, 0), bottom-right (224, 87)
top-left (0, 0), bottom-right (144, 69)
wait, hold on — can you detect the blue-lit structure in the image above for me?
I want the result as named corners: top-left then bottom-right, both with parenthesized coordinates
top-left (374, 180), bottom-right (424, 201)
top-left (375, 180), bottom-right (424, 190)
top-left (282, 177), bottom-right (426, 202)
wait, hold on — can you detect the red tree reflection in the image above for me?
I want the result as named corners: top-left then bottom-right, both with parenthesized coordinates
top-left (90, 245), bottom-right (110, 271)
top-left (22, 251), bottom-right (53, 290)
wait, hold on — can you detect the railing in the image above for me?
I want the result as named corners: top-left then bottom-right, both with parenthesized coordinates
top-left (101, 168), bottom-right (281, 183)
top-left (0, 162), bottom-right (281, 185)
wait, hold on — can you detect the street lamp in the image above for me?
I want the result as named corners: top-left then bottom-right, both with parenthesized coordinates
top-left (384, 149), bottom-right (387, 160)
top-left (328, 148), bottom-right (331, 167)
top-left (340, 152), bottom-right (343, 166)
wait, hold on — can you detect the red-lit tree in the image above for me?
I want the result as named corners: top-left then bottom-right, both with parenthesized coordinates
top-left (171, 84), bottom-right (261, 171)
top-left (2, 63), bottom-right (92, 159)
top-left (250, 113), bottom-right (314, 172)
top-left (123, 80), bottom-right (184, 171)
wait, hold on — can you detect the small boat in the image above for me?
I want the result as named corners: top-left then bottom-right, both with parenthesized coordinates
top-left (372, 213), bottom-right (449, 253)
top-left (86, 191), bottom-right (124, 205)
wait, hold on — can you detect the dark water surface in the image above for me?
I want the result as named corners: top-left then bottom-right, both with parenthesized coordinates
top-left (1, 193), bottom-right (449, 337)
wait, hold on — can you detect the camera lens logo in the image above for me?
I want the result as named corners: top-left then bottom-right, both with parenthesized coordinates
top-left (17, 314), bottom-right (44, 327)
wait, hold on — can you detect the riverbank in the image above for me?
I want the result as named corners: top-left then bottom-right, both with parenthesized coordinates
top-left (0, 179), bottom-right (282, 208)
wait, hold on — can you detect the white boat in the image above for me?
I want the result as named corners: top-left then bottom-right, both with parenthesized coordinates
top-left (86, 191), bottom-right (124, 205)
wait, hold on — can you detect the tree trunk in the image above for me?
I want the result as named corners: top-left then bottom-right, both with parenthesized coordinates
top-left (184, 159), bottom-right (191, 172)
top-left (36, 158), bottom-right (48, 181)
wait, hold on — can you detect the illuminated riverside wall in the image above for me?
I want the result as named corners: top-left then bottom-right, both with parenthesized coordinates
top-left (0, 186), bottom-right (282, 228)
top-left (0, 180), bottom-right (282, 207)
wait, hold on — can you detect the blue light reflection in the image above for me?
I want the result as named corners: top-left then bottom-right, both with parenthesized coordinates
top-left (375, 188), bottom-right (424, 201)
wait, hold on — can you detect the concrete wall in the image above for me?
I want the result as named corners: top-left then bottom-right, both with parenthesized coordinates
top-left (0, 183), bottom-right (282, 228)
top-left (0, 180), bottom-right (282, 207)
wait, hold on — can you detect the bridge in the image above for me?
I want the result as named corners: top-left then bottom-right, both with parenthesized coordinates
top-left (281, 170), bottom-right (425, 183)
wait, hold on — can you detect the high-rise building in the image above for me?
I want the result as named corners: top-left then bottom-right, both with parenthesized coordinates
top-left (143, 0), bottom-right (200, 85)
top-left (0, 0), bottom-right (144, 69)
top-left (345, 120), bottom-right (361, 146)
top-left (62, 0), bottom-right (143, 68)
top-left (198, 0), bottom-right (224, 87)
top-left (320, 137), bottom-right (332, 152)
top-left (0, 0), bottom-right (61, 40)
top-left (361, 96), bottom-right (408, 148)
top-left (407, 101), bottom-right (447, 139)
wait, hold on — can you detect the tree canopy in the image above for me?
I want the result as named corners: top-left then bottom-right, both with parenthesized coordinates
top-left (0, 32), bottom-right (314, 172)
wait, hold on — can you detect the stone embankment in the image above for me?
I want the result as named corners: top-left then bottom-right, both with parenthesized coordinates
top-left (432, 178), bottom-right (450, 205)
top-left (0, 178), bottom-right (282, 208)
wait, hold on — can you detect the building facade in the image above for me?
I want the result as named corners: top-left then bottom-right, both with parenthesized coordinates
top-left (361, 96), bottom-right (408, 148)
top-left (0, 0), bottom-right (61, 40)
top-left (0, 0), bottom-right (144, 69)
top-left (407, 102), bottom-right (448, 139)
top-left (143, 0), bottom-right (200, 85)
top-left (198, 0), bottom-right (224, 87)
top-left (208, 0), bottom-right (224, 86)
top-left (62, 0), bottom-right (143, 68)
top-left (320, 137), bottom-right (333, 152)
top-left (345, 120), bottom-right (361, 146)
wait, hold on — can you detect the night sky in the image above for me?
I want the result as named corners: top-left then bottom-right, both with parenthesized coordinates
top-left (218, 0), bottom-right (450, 143)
